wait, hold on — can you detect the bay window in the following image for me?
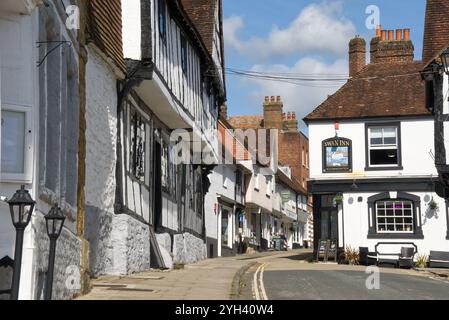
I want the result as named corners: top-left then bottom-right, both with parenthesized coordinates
top-left (366, 123), bottom-right (402, 169)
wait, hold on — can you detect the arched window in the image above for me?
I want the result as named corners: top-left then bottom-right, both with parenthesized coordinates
top-left (367, 192), bottom-right (423, 239)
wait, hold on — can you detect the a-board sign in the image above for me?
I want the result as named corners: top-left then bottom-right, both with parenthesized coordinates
top-left (327, 240), bottom-right (338, 262)
top-left (316, 239), bottom-right (329, 261)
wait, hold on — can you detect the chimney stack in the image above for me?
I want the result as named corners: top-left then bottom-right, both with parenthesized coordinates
top-left (349, 36), bottom-right (366, 77)
top-left (370, 27), bottom-right (414, 64)
top-left (284, 112), bottom-right (299, 133)
top-left (263, 95), bottom-right (283, 129)
top-left (219, 104), bottom-right (228, 120)
top-left (370, 25), bottom-right (382, 64)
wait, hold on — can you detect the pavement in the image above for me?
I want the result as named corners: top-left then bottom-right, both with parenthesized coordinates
top-left (78, 250), bottom-right (449, 300)
top-left (77, 250), bottom-right (290, 300)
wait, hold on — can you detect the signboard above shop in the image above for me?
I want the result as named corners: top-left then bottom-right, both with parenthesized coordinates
top-left (322, 137), bottom-right (352, 173)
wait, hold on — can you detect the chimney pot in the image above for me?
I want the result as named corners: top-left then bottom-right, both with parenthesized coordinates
top-left (276, 96), bottom-right (281, 102)
top-left (282, 113), bottom-right (286, 120)
top-left (265, 96), bottom-right (269, 102)
top-left (287, 112), bottom-right (292, 120)
top-left (376, 25), bottom-right (382, 37)
top-left (381, 30), bottom-right (387, 41)
top-left (270, 96), bottom-right (275, 102)
top-left (396, 29), bottom-right (403, 41)
top-left (404, 28), bottom-right (410, 41)
top-left (292, 112), bottom-right (296, 120)
top-left (388, 30), bottom-right (394, 41)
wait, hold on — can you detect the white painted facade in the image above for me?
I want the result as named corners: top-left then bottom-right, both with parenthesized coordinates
top-left (308, 118), bottom-right (449, 257)
top-left (309, 120), bottom-right (438, 179)
top-left (204, 164), bottom-right (236, 257)
top-left (0, 2), bottom-right (85, 300)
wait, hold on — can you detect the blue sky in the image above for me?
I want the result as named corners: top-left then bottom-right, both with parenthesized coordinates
top-left (222, 0), bottom-right (426, 132)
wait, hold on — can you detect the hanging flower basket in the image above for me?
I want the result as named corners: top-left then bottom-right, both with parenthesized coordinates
top-left (333, 194), bottom-right (343, 205)
top-left (428, 197), bottom-right (439, 211)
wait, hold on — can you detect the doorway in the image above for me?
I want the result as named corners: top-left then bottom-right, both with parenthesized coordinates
top-left (153, 141), bottom-right (162, 231)
top-left (314, 195), bottom-right (339, 249)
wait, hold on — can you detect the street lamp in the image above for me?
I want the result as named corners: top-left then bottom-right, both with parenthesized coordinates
top-left (7, 185), bottom-right (35, 300)
top-left (440, 48), bottom-right (449, 75)
top-left (44, 204), bottom-right (65, 300)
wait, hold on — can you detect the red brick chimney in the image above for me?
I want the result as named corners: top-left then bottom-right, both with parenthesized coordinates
top-left (370, 25), bottom-right (382, 64)
top-left (349, 36), bottom-right (366, 77)
top-left (263, 96), bottom-right (283, 129)
top-left (284, 112), bottom-right (299, 133)
top-left (370, 27), bottom-right (414, 64)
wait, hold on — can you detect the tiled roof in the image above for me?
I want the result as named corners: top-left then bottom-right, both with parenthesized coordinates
top-left (218, 121), bottom-right (252, 162)
top-left (87, 0), bottom-right (126, 72)
top-left (422, 0), bottom-right (449, 67)
top-left (180, 0), bottom-right (217, 55)
top-left (304, 61), bottom-right (429, 122)
top-left (228, 115), bottom-right (264, 129)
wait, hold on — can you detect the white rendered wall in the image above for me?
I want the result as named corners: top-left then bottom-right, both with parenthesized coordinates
top-left (121, 0), bottom-right (141, 60)
top-left (309, 119), bottom-right (437, 180)
top-left (340, 191), bottom-right (447, 256)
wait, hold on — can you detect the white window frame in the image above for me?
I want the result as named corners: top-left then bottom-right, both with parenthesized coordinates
top-left (266, 176), bottom-right (271, 197)
top-left (254, 172), bottom-right (260, 191)
top-left (375, 200), bottom-right (414, 234)
top-left (221, 205), bottom-right (233, 248)
top-left (368, 126), bottom-right (399, 168)
top-left (1, 104), bottom-right (33, 183)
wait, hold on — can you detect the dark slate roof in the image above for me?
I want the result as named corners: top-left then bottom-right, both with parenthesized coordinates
top-left (304, 61), bottom-right (430, 122)
top-left (422, 0), bottom-right (449, 67)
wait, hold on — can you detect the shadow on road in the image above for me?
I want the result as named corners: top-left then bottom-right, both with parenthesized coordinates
top-left (280, 252), bottom-right (314, 261)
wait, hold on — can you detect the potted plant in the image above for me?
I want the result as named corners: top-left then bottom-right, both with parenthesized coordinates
top-left (428, 197), bottom-right (439, 211)
top-left (333, 193), bottom-right (343, 207)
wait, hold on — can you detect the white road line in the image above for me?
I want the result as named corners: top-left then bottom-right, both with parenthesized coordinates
top-left (259, 264), bottom-right (269, 300)
top-left (253, 264), bottom-right (261, 300)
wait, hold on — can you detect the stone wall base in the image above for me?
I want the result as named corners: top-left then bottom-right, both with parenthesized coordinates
top-left (85, 207), bottom-right (151, 277)
top-left (173, 233), bottom-right (207, 265)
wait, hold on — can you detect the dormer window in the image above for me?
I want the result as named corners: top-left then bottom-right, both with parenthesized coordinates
top-left (366, 123), bottom-right (402, 170)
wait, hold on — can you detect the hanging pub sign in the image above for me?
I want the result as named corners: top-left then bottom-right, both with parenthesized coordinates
top-left (322, 137), bottom-right (352, 173)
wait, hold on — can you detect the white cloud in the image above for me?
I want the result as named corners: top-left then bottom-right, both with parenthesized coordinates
top-left (244, 58), bottom-right (348, 128)
top-left (224, 1), bottom-right (356, 60)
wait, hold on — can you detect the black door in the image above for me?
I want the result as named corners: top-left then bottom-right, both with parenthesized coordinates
top-left (154, 141), bottom-right (162, 231)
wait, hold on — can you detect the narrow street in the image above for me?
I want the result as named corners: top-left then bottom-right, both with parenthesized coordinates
top-left (241, 252), bottom-right (449, 300)
top-left (78, 250), bottom-right (449, 300)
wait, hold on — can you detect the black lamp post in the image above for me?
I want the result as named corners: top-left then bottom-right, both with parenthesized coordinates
top-left (44, 204), bottom-right (65, 300)
top-left (7, 185), bottom-right (35, 300)
top-left (440, 48), bottom-right (449, 75)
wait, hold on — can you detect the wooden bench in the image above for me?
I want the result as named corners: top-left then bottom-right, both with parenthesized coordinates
top-left (373, 242), bottom-right (418, 268)
top-left (429, 251), bottom-right (449, 268)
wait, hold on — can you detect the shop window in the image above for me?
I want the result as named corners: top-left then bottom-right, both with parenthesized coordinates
top-left (375, 200), bottom-right (414, 233)
top-left (222, 207), bottom-right (230, 247)
top-left (367, 192), bottom-right (423, 239)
